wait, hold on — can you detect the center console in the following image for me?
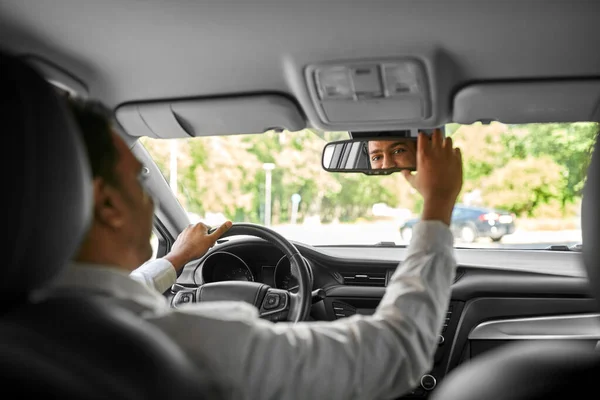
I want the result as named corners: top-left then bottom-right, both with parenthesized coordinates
top-left (401, 301), bottom-right (463, 398)
top-left (314, 295), bottom-right (465, 398)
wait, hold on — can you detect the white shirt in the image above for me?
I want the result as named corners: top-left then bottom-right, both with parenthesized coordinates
top-left (46, 220), bottom-right (456, 400)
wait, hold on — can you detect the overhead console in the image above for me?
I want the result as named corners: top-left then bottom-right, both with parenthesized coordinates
top-left (305, 58), bottom-right (432, 126)
top-left (289, 48), bottom-right (458, 131)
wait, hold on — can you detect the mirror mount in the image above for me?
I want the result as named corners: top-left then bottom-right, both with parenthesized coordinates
top-left (348, 127), bottom-right (442, 139)
top-left (349, 129), bottom-right (412, 140)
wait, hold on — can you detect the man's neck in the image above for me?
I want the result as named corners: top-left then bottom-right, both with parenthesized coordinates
top-left (75, 236), bottom-right (142, 273)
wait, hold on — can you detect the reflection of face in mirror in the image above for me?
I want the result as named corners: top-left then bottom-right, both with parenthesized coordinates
top-left (367, 139), bottom-right (417, 170)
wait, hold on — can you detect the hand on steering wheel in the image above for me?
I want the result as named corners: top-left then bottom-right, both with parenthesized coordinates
top-left (171, 223), bottom-right (313, 323)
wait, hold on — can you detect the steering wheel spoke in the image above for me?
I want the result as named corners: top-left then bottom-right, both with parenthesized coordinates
top-left (259, 288), bottom-right (290, 321)
top-left (171, 288), bottom-right (197, 308)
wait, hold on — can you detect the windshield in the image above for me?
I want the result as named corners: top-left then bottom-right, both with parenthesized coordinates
top-left (141, 122), bottom-right (598, 249)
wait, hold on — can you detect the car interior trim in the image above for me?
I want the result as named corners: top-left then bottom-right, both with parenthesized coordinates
top-left (453, 80), bottom-right (600, 124)
top-left (468, 313), bottom-right (600, 340)
top-left (116, 94), bottom-right (306, 139)
top-left (446, 297), bottom-right (600, 374)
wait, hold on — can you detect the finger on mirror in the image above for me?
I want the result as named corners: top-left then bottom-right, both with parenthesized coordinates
top-left (417, 132), bottom-right (430, 154)
top-left (443, 136), bottom-right (453, 150)
top-left (454, 147), bottom-right (463, 160)
top-left (431, 129), bottom-right (443, 148)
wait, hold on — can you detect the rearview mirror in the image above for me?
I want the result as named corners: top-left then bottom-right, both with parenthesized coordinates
top-left (321, 136), bottom-right (420, 175)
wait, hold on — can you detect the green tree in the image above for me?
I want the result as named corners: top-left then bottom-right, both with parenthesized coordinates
top-left (502, 122), bottom-right (598, 206)
top-left (478, 156), bottom-right (565, 216)
top-left (450, 122), bottom-right (510, 182)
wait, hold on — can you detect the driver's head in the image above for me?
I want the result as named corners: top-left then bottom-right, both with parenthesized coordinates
top-left (367, 138), bottom-right (417, 169)
top-left (67, 97), bottom-right (155, 271)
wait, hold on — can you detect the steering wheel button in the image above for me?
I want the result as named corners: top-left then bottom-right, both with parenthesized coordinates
top-left (264, 294), bottom-right (280, 310)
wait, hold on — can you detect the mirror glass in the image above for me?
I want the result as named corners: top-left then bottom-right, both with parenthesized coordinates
top-left (322, 136), bottom-right (419, 175)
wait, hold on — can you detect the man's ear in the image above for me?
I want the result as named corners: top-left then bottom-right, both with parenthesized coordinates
top-left (93, 178), bottom-right (126, 229)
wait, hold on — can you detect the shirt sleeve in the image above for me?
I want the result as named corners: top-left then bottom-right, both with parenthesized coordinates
top-left (129, 258), bottom-right (177, 294)
top-left (149, 220), bottom-right (456, 400)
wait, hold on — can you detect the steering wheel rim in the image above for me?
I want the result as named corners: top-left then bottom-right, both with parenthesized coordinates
top-left (205, 222), bottom-right (312, 323)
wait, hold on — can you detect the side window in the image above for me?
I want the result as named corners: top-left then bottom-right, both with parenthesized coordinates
top-left (150, 225), bottom-right (169, 260)
top-left (149, 232), bottom-right (159, 260)
top-left (149, 228), bottom-right (169, 261)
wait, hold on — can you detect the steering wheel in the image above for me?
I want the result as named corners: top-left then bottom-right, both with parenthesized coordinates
top-left (171, 223), bottom-right (312, 323)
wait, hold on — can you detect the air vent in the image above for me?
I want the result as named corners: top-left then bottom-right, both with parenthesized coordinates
top-left (442, 305), bottom-right (453, 333)
top-left (330, 270), bottom-right (344, 283)
top-left (342, 271), bottom-right (387, 287)
top-left (454, 270), bottom-right (465, 283)
top-left (332, 302), bottom-right (356, 319)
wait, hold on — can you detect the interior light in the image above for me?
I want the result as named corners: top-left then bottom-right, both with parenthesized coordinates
top-left (349, 65), bottom-right (383, 98)
top-left (382, 61), bottom-right (426, 97)
top-left (316, 67), bottom-right (354, 100)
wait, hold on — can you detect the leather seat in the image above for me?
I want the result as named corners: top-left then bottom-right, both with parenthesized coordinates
top-left (430, 135), bottom-right (600, 400)
top-left (0, 49), bottom-right (223, 399)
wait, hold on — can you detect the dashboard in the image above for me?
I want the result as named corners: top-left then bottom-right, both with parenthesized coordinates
top-left (175, 236), bottom-right (599, 399)
top-left (194, 243), bottom-right (310, 291)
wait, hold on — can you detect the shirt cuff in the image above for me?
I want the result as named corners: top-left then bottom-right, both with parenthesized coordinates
top-left (407, 220), bottom-right (454, 254)
top-left (130, 258), bottom-right (177, 294)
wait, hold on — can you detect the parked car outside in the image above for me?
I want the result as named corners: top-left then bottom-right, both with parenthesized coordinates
top-left (399, 204), bottom-right (516, 243)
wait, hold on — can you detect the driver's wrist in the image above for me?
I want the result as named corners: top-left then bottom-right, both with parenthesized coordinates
top-left (421, 200), bottom-right (454, 226)
top-left (163, 252), bottom-right (188, 272)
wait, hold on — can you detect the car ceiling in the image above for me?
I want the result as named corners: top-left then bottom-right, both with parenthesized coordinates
top-left (1, 0), bottom-right (600, 127)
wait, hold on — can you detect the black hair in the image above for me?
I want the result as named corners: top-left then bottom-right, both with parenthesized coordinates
top-left (66, 97), bottom-right (119, 185)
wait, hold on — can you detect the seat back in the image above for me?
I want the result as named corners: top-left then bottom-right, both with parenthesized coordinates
top-left (0, 296), bottom-right (224, 399)
top-left (0, 49), bottom-right (223, 399)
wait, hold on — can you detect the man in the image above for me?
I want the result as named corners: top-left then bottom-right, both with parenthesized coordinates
top-left (367, 138), bottom-right (418, 170)
top-left (52, 97), bottom-right (463, 400)
top-left (61, 99), bottom-right (231, 295)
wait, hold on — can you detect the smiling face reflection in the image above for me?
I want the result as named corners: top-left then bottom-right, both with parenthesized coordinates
top-left (367, 139), bottom-right (417, 169)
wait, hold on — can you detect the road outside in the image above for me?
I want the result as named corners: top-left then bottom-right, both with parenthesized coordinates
top-left (270, 221), bottom-right (581, 249)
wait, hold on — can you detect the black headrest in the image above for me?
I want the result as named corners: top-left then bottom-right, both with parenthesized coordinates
top-left (582, 132), bottom-right (600, 308)
top-left (1, 50), bottom-right (92, 304)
